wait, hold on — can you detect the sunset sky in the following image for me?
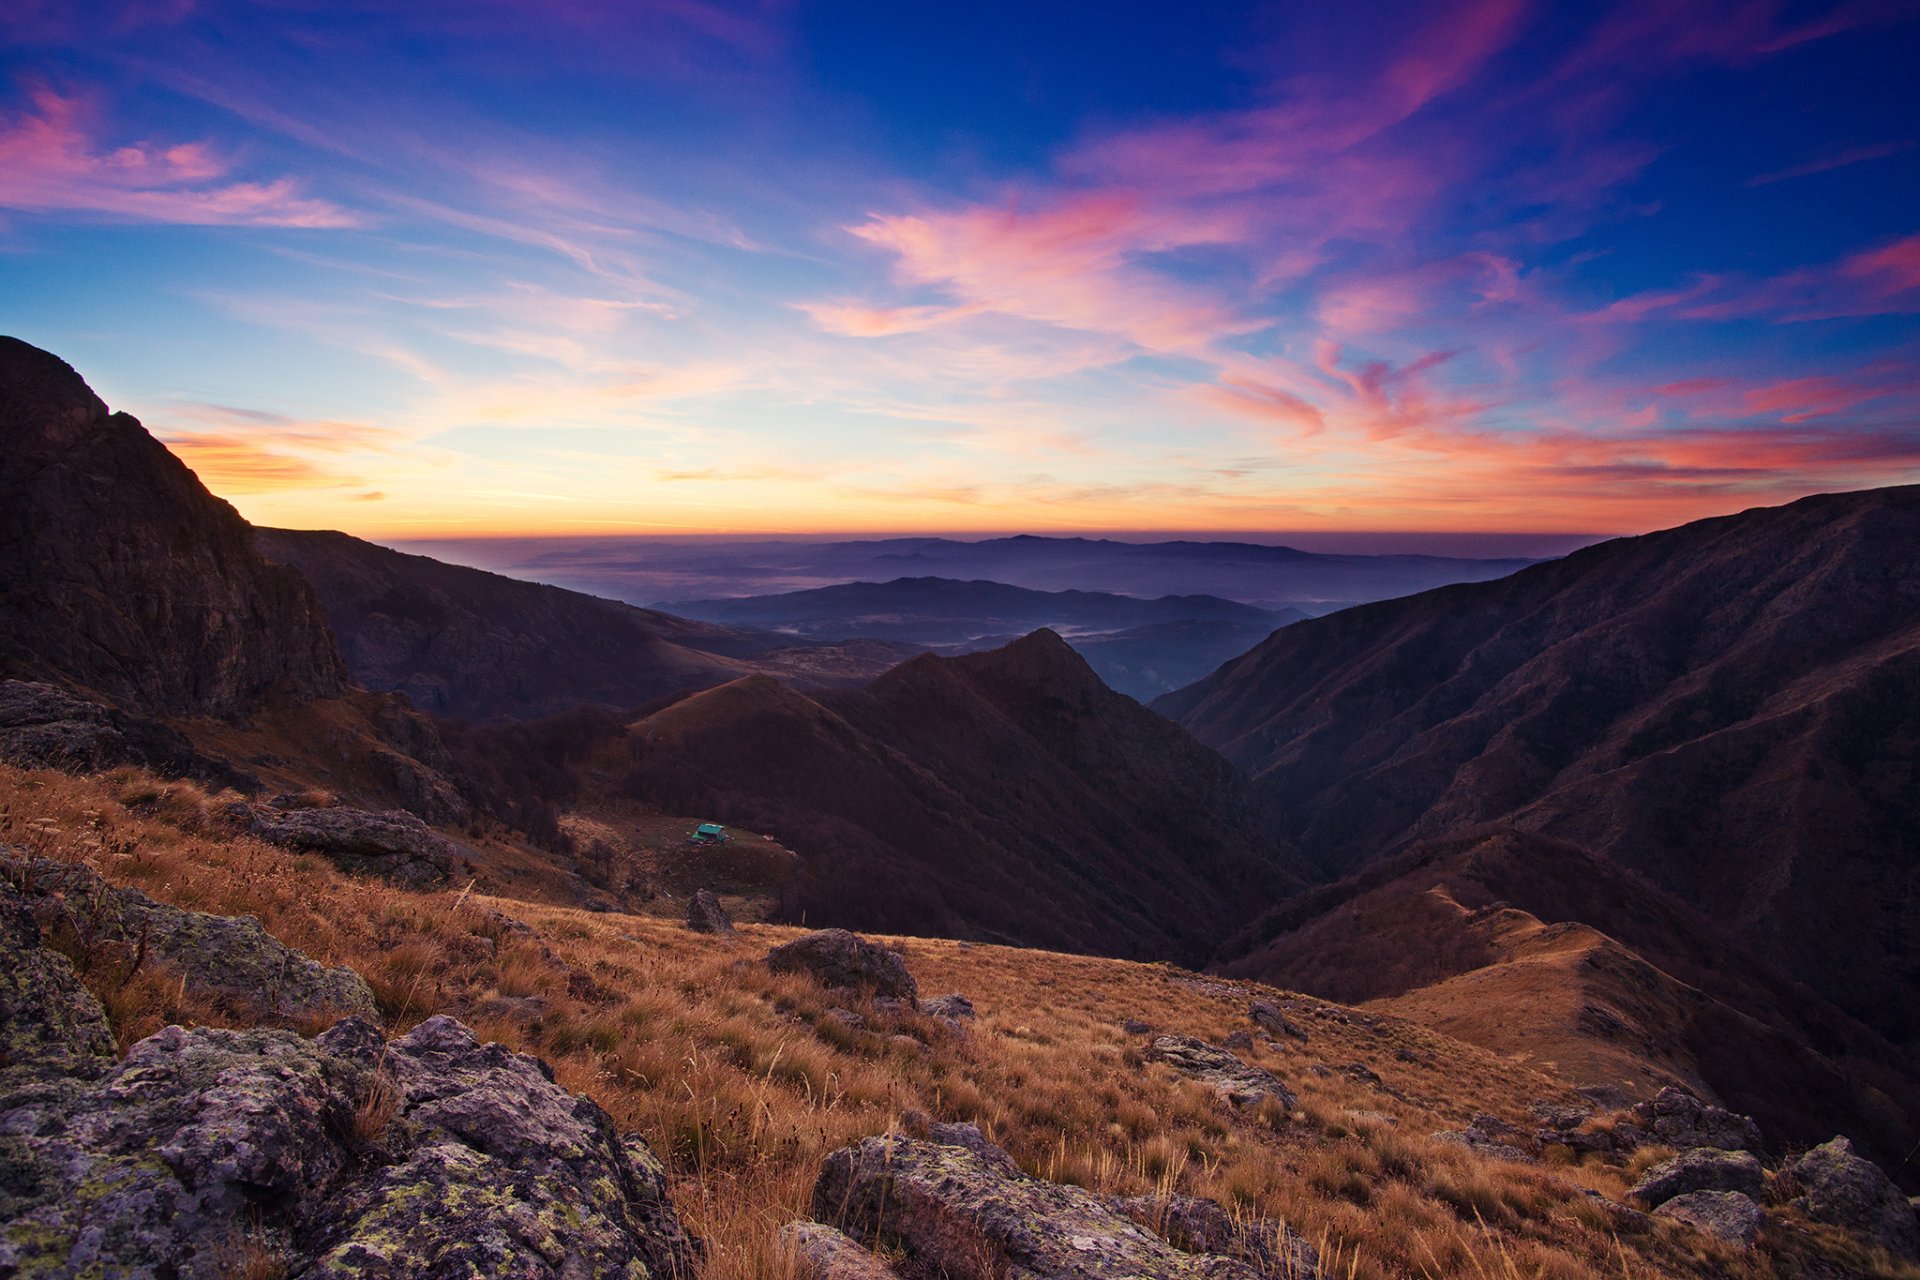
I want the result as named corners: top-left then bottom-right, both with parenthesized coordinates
top-left (3, 0), bottom-right (1918, 538)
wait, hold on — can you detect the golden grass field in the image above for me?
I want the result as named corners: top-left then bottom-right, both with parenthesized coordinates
top-left (3, 759), bottom-right (1913, 1280)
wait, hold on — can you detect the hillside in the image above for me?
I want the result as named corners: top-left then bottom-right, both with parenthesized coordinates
top-left (1214, 829), bottom-right (1919, 1175)
top-left (8, 756), bottom-right (1916, 1280)
top-left (0, 338), bottom-right (344, 716)
top-left (257, 528), bottom-right (916, 720)
top-left (619, 631), bottom-right (1301, 964)
top-left (1158, 487), bottom-right (1920, 1052)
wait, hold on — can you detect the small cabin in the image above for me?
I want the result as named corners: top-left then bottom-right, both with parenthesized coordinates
top-left (690, 822), bottom-right (729, 845)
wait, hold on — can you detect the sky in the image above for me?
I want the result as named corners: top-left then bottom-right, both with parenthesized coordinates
top-left (2, 0), bottom-right (1918, 539)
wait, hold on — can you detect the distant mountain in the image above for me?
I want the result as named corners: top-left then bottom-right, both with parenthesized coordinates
top-left (656, 576), bottom-right (1307, 699)
top-left (1159, 486), bottom-right (1920, 1053)
top-left (1071, 619), bottom-right (1296, 702)
top-left (0, 338), bottom-right (344, 717)
top-left (400, 532), bottom-right (1536, 609)
top-left (621, 630), bottom-right (1301, 963)
top-left (257, 528), bottom-right (919, 721)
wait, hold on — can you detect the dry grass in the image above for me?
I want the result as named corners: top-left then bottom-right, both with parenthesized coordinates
top-left (2, 760), bottom-right (1913, 1280)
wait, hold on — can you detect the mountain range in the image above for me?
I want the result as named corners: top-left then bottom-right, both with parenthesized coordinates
top-left (2, 335), bottom-right (1916, 1192)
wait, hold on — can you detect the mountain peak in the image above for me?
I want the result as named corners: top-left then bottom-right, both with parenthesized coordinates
top-left (0, 336), bottom-right (109, 452)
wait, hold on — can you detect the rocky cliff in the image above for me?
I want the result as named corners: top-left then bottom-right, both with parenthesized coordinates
top-left (0, 337), bottom-right (345, 717)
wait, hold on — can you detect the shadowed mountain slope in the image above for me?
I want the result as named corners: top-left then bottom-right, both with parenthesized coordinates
top-left (623, 630), bottom-right (1300, 964)
top-left (0, 338), bottom-right (344, 716)
top-left (256, 528), bottom-right (918, 721)
top-left (1214, 828), bottom-right (1919, 1175)
top-left (1158, 487), bottom-right (1920, 1047)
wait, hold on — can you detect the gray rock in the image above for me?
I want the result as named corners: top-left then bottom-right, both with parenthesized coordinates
top-left (3, 852), bottom-right (376, 1023)
top-left (0, 1013), bottom-right (700, 1280)
top-left (824, 1007), bottom-right (866, 1029)
top-left (0, 680), bottom-right (244, 786)
top-left (1655, 1191), bottom-right (1763, 1248)
top-left (246, 804), bottom-right (471, 888)
top-left (813, 1134), bottom-right (1268, 1280)
top-left (1223, 1029), bottom-right (1254, 1051)
top-left (0, 900), bottom-right (698, 1279)
top-left (767, 928), bottom-right (918, 1003)
top-left (1146, 1035), bottom-right (1297, 1109)
top-left (1123, 1018), bottom-right (1153, 1035)
top-left (921, 993), bottom-right (975, 1024)
top-left (1630, 1148), bottom-right (1765, 1208)
top-left (1783, 1137), bottom-right (1919, 1260)
top-left (925, 1121), bottom-right (1019, 1173)
top-left (782, 1220), bottom-right (902, 1280)
top-left (1249, 1000), bottom-right (1307, 1043)
top-left (686, 888), bottom-right (735, 935)
top-left (1630, 1086), bottom-right (1763, 1154)
top-left (1115, 1194), bottom-right (1321, 1278)
top-left (1431, 1128), bottom-right (1534, 1163)
top-left (0, 878), bottom-right (115, 1089)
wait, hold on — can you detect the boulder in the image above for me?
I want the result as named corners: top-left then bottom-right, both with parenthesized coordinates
top-left (1783, 1137), bottom-right (1919, 1260)
top-left (0, 883), bottom-right (698, 1279)
top-left (686, 888), bottom-right (735, 935)
top-left (3, 852), bottom-right (376, 1023)
top-left (0, 1013), bottom-right (701, 1279)
top-left (924, 1121), bottom-right (1019, 1173)
top-left (1114, 1194), bottom-right (1321, 1278)
top-left (1654, 1191), bottom-right (1763, 1248)
top-left (782, 1220), bottom-right (902, 1280)
top-left (0, 680), bottom-right (248, 787)
top-left (766, 928), bottom-right (918, 1003)
top-left (1431, 1128), bottom-right (1533, 1163)
top-left (812, 1134), bottom-right (1280, 1280)
top-left (1123, 1018), bottom-right (1153, 1035)
top-left (246, 804), bottom-right (471, 889)
top-left (1631, 1086), bottom-right (1763, 1154)
top-left (1629, 1148), bottom-right (1765, 1208)
top-left (1145, 1035), bottom-right (1297, 1109)
top-left (0, 878), bottom-right (116, 1089)
top-left (921, 993), bottom-right (975, 1023)
top-left (1249, 1000), bottom-right (1307, 1043)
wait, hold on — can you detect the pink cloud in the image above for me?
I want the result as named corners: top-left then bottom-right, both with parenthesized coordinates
top-left (841, 193), bottom-right (1252, 352)
top-left (0, 85), bottom-right (356, 228)
top-left (1746, 140), bottom-right (1913, 187)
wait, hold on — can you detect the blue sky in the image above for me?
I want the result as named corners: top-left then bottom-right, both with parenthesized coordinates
top-left (3, 0), bottom-right (1917, 536)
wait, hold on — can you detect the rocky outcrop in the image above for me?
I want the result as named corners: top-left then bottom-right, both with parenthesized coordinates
top-left (1654, 1191), bottom-right (1763, 1248)
top-left (0, 338), bottom-right (346, 718)
top-left (1629, 1147), bottom-right (1765, 1207)
top-left (0, 1011), bottom-right (701, 1278)
top-left (0, 680), bottom-right (251, 787)
top-left (1250, 999), bottom-right (1308, 1043)
top-left (1146, 1035), bottom-right (1297, 1109)
top-left (1783, 1137), bottom-right (1919, 1260)
top-left (766, 929), bottom-right (919, 1003)
top-left (1631, 1086), bottom-right (1764, 1154)
top-left (781, 1221), bottom-right (902, 1280)
top-left (245, 804), bottom-right (471, 888)
top-left (3, 853), bottom-right (377, 1024)
top-left (0, 878), bottom-right (115, 1089)
top-left (1113, 1194), bottom-right (1320, 1278)
top-left (921, 993), bottom-right (975, 1033)
top-left (808, 1133), bottom-right (1316, 1280)
top-left (687, 888), bottom-right (735, 935)
top-left (1432, 1116), bottom-right (1534, 1163)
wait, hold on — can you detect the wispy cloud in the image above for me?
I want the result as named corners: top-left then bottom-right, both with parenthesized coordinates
top-left (0, 84), bottom-right (357, 228)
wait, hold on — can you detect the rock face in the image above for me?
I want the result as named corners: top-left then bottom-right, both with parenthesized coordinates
top-left (245, 804), bottom-right (471, 888)
top-left (1629, 1148), bottom-right (1765, 1207)
top-left (687, 888), bottom-right (735, 935)
top-left (0, 337), bottom-right (346, 718)
top-left (1632, 1086), bottom-right (1764, 1154)
top-left (1145, 1035), bottom-right (1297, 1109)
top-left (3, 853), bottom-right (377, 1023)
top-left (1654, 1191), bottom-right (1763, 1248)
top-left (766, 928), bottom-right (919, 1003)
top-left (809, 1134), bottom-right (1314, 1280)
top-left (0, 878), bottom-right (116, 1089)
top-left (1783, 1137), bottom-right (1920, 1260)
top-left (0, 680), bottom-right (247, 786)
top-left (0, 1010), bottom-right (701, 1279)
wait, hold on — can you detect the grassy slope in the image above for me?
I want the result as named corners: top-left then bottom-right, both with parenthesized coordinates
top-left (3, 761), bottom-right (1913, 1280)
